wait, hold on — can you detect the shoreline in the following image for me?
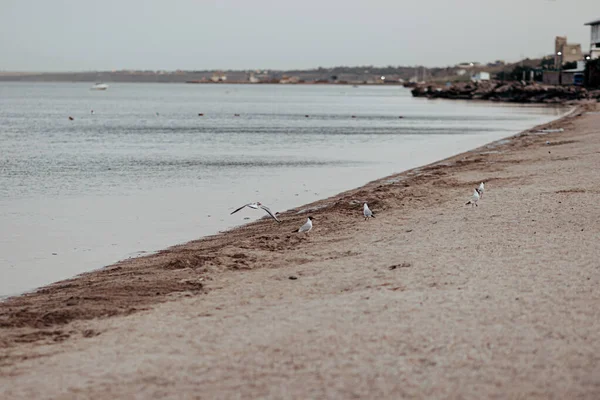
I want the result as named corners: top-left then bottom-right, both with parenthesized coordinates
top-left (0, 92), bottom-right (566, 299)
top-left (2, 102), bottom-right (600, 398)
top-left (0, 104), bottom-right (583, 319)
top-left (0, 105), bottom-right (576, 302)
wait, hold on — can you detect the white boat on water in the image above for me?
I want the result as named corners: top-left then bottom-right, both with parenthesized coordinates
top-left (90, 83), bottom-right (108, 90)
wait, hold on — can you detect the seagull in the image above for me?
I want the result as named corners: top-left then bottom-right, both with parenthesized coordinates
top-left (294, 216), bottom-right (313, 234)
top-left (230, 202), bottom-right (281, 223)
top-left (363, 202), bottom-right (375, 220)
top-left (477, 182), bottom-right (485, 198)
top-left (466, 189), bottom-right (480, 207)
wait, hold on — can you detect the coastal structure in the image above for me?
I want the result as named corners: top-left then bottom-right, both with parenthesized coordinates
top-left (561, 61), bottom-right (586, 85)
top-left (554, 36), bottom-right (582, 66)
top-left (585, 18), bottom-right (600, 59)
top-left (471, 71), bottom-right (490, 82)
top-left (210, 72), bottom-right (227, 82)
top-left (456, 62), bottom-right (480, 69)
top-left (487, 60), bottom-right (505, 67)
top-left (279, 75), bottom-right (300, 84)
top-left (412, 80), bottom-right (592, 100)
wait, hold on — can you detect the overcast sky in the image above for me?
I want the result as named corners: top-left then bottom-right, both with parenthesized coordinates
top-left (1, 0), bottom-right (598, 71)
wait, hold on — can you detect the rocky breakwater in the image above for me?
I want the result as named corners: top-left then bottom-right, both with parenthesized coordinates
top-left (411, 81), bottom-right (596, 103)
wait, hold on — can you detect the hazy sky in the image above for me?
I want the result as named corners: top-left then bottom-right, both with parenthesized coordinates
top-left (1, 0), bottom-right (598, 71)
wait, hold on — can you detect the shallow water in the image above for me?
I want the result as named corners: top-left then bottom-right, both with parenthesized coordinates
top-left (0, 82), bottom-right (565, 296)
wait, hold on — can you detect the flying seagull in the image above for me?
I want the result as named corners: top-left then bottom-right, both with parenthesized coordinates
top-left (294, 216), bottom-right (313, 234)
top-left (477, 182), bottom-right (485, 198)
top-left (230, 202), bottom-right (281, 223)
top-left (363, 202), bottom-right (375, 220)
top-left (465, 189), bottom-right (480, 207)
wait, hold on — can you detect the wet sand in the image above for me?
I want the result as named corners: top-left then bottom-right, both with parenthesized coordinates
top-left (1, 102), bottom-right (600, 399)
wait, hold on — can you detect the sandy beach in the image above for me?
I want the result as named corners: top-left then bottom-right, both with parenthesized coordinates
top-left (1, 101), bottom-right (600, 399)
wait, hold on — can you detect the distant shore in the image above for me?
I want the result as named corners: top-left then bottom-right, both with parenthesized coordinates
top-left (0, 58), bottom-right (536, 86)
top-left (0, 72), bottom-right (404, 86)
top-left (1, 100), bottom-right (599, 398)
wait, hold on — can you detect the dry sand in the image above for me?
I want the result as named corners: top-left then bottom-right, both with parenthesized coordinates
top-left (1, 103), bottom-right (600, 399)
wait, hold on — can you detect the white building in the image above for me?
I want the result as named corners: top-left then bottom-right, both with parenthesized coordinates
top-left (471, 72), bottom-right (490, 82)
top-left (210, 74), bottom-right (227, 83)
top-left (585, 18), bottom-right (600, 59)
top-left (456, 62), bottom-right (480, 69)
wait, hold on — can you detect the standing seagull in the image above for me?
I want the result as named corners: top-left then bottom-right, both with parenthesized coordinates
top-left (465, 189), bottom-right (480, 207)
top-left (294, 216), bottom-right (313, 234)
top-left (363, 202), bottom-right (375, 220)
top-left (230, 202), bottom-right (281, 223)
top-left (477, 182), bottom-right (485, 199)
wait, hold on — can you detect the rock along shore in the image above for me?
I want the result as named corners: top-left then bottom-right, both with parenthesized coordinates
top-left (411, 80), bottom-right (600, 103)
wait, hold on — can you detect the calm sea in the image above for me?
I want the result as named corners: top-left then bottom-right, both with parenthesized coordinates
top-left (0, 82), bottom-right (565, 296)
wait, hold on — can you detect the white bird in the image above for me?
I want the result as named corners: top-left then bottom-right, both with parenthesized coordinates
top-left (295, 216), bottom-right (313, 234)
top-left (363, 202), bottom-right (375, 220)
top-left (477, 182), bottom-right (485, 198)
top-left (465, 189), bottom-right (480, 207)
top-left (230, 202), bottom-right (281, 223)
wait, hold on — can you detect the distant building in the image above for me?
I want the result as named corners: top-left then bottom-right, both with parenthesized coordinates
top-left (542, 71), bottom-right (560, 85)
top-left (379, 74), bottom-right (402, 84)
top-left (471, 72), bottom-right (490, 82)
top-left (456, 62), bottom-right (480, 69)
top-left (585, 18), bottom-right (600, 59)
top-left (279, 75), bottom-right (300, 84)
top-left (555, 36), bottom-right (583, 66)
top-left (543, 61), bottom-right (585, 85)
top-left (210, 73), bottom-right (227, 82)
top-left (562, 61), bottom-right (586, 85)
